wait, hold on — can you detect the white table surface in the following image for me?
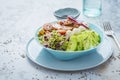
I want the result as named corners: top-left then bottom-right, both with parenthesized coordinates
top-left (0, 0), bottom-right (120, 80)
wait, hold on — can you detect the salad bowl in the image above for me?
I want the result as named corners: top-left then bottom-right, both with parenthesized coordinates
top-left (35, 18), bottom-right (105, 60)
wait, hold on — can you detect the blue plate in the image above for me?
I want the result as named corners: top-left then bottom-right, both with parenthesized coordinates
top-left (26, 37), bottom-right (113, 71)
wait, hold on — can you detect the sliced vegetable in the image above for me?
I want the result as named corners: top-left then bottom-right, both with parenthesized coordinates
top-left (66, 35), bottom-right (77, 51)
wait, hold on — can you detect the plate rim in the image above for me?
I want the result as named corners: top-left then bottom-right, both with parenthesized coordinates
top-left (26, 37), bottom-right (113, 71)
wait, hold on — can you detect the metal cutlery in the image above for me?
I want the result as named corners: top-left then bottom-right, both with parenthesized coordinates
top-left (103, 22), bottom-right (120, 50)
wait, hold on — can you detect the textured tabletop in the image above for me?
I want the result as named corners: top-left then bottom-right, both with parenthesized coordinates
top-left (0, 0), bottom-right (120, 80)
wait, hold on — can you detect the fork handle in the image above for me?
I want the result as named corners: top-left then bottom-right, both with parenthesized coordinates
top-left (112, 34), bottom-right (120, 50)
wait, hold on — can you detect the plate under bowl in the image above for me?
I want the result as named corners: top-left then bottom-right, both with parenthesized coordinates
top-left (26, 37), bottom-right (113, 71)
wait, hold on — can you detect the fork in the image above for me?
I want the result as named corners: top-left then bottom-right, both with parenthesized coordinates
top-left (103, 22), bottom-right (120, 50)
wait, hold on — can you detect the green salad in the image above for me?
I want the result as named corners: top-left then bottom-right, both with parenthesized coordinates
top-left (38, 17), bottom-right (100, 51)
top-left (66, 30), bottom-right (100, 51)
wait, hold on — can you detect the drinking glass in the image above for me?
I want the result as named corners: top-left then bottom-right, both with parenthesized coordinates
top-left (83, 0), bottom-right (102, 17)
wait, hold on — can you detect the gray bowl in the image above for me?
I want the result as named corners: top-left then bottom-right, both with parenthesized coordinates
top-left (54, 8), bottom-right (80, 19)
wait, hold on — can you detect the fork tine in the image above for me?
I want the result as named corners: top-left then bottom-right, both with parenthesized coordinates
top-left (103, 22), bottom-right (108, 31)
top-left (107, 22), bottom-right (112, 30)
top-left (106, 22), bottom-right (110, 30)
top-left (103, 22), bottom-right (106, 30)
top-left (103, 22), bottom-right (112, 31)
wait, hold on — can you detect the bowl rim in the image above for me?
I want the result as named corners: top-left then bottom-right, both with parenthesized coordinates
top-left (35, 21), bottom-right (105, 53)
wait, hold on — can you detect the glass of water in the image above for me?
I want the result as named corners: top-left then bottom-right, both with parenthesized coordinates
top-left (83, 0), bottom-right (102, 17)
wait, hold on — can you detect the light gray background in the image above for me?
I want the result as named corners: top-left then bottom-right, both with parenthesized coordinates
top-left (0, 0), bottom-right (120, 80)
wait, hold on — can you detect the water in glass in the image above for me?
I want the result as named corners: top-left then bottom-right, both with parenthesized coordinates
top-left (83, 0), bottom-right (102, 17)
